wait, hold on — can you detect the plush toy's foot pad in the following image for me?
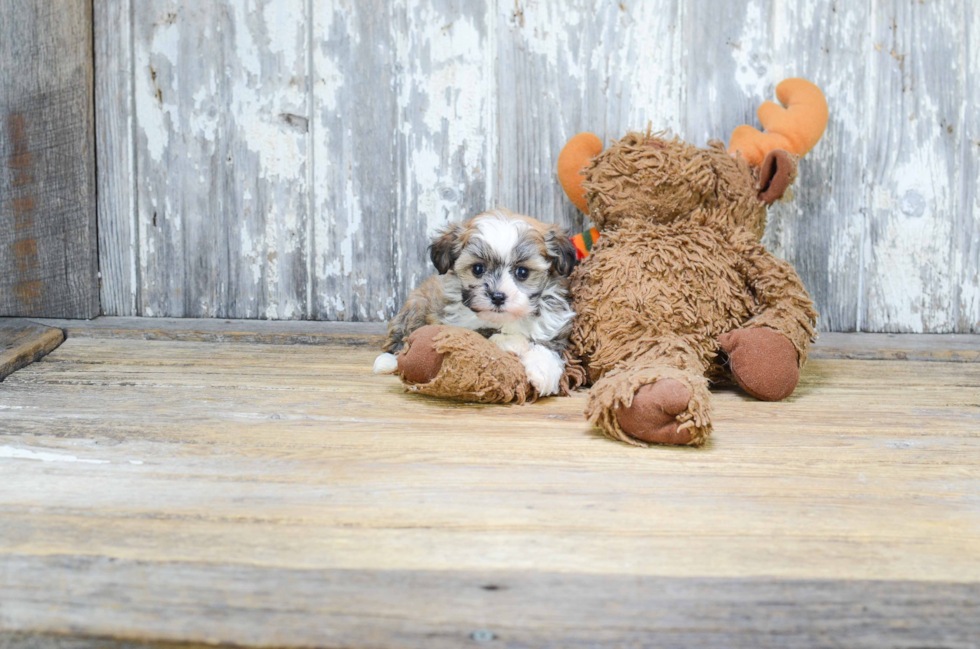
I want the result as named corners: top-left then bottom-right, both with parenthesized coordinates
top-left (718, 326), bottom-right (800, 401)
top-left (615, 379), bottom-right (693, 445)
top-left (397, 325), bottom-right (445, 385)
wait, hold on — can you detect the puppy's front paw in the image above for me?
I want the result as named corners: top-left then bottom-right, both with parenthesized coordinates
top-left (521, 345), bottom-right (564, 397)
top-left (373, 352), bottom-right (399, 374)
top-left (489, 333), bottom-right (531, 357)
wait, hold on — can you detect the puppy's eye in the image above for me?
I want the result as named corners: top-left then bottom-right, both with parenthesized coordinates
top-left (514, 266), bottom-right (530, 281)
top-left (472, 263), bottom-right (485, 277)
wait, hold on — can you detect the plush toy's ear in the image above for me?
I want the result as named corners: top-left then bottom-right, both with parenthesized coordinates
top-left (429, 224), bottom-right (464, 274)
top-left (544, 226), bottom-right (578, 277)
top-left (758, 149), bottom-right (798, 205)
top-left (558, 133), bottom-right (604, 214)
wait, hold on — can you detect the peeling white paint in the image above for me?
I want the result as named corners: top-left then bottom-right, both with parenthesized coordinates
top-left (103, 0), bottom-right (978, 330)
top-left (731, 0), bottom-right (771, 106)
top-left (0, 446), bottom-right (110, 465)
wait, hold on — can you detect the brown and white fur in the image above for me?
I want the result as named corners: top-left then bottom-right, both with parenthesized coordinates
top-left (374, 208), bottom-right (577, 396)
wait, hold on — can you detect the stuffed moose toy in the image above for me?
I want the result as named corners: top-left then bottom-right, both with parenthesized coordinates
top-left (388, 78), bottom-right (828, 447)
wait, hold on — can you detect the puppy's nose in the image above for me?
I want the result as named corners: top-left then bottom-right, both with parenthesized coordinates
top-left (490, 292), bottom-right (506, 306)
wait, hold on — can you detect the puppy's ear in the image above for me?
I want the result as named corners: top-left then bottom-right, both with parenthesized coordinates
top-left (429, 223), bottom-right (464, 274)
top-left (545, 226), bottom-right (578, 277)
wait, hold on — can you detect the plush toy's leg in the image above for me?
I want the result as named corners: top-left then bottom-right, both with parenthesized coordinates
top-left (395, 325), bottom-right (535, 404)
top-left (585, 343), bottom-right (713, 447)
top-left (726, 229), bottom-right (818, 402)
top-left (717, 326), bottom-right (800, 401)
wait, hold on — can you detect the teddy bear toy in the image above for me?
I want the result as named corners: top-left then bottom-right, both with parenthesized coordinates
top-left (391, 78), bottom-right (827, 447)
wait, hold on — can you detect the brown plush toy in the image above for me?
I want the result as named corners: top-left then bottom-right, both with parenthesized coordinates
top-left (557, 78), bottom-right (828, 446)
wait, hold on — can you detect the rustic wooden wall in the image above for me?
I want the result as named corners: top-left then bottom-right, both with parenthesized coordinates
top-left (0, 0), bottom-right (100, 319)
top-left (95, 0), bottom-right (980, 332)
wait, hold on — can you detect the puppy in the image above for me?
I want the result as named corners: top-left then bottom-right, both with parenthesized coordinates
top-left (374, 208), bottom-right (577, 396)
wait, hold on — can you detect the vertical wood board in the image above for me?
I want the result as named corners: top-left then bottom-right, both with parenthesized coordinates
top-left (133, 0), bottom-right (310, 319)
top-left (0, 0), bottom-right (99, 319)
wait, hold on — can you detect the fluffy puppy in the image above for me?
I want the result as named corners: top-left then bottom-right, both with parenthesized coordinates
top-left (374, 208), bottom-right (577, 396)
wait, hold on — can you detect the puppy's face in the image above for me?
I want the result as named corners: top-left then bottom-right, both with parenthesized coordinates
top-left (430, 210), bottom-right (576, 324)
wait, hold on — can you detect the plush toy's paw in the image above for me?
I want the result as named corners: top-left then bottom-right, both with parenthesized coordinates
top-left (396, 325), bottom-right (446, 384)
top-left (718, 326), bottom-right (800, 401)
top-left (614, 379), bottom-right (693, 445)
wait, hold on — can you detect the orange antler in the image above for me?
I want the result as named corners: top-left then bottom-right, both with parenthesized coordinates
top-left (728, 78), bottom-right (828, 167)
top-left (558, 133), bottom-right (604, 214)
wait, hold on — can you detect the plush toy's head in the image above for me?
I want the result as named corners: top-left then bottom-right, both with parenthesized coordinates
top-left (558, 79), bottom-right (828, 239)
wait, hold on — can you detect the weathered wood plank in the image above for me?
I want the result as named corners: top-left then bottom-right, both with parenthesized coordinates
top-left (310, 0), bottom-right (396, 321)
top-left (134, 0), bottom-right (310, 319)
top-left (311, 0), bottom-right (492, 321)
top-left (863, 1), bottom-right (968, 332)
top-left (0, 0), bottom-right (99, 318)
top-left (2, 559), bottom-right (978, 649)
top-left (811, 331), bottom-right (980, 363)
top-left (95, 0), bottom-right (139, 317)
top-left (0, 634), bottom-right (215, 649)
top-left (766, 0), bottom-right (870, 332)
top-left (18, 316), bottom-right (980, 360)
top-left (494, 1), bottom-right (685, 235)
top-left (961, 6), bottom-right (980, 333)
top-left (681, 0), bottom-right (773, 148)
top-left (29, 316), bottom-right (385, 345)
top-left (0, 319), bottom-right (64, 381)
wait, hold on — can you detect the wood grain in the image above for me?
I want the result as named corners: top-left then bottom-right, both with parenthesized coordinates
top-left (133, 0), bottom-right (311, 318)
top-left (0, 319), bottom-right (64, 381)
top-left (311, 0), bottom-right (492, 321)
top-left (29, 316), bottom-right (386, 345)
top-left (93, 0), bottom-right (980, 332)
top-left (0, 336), bottom-right (978, 645)
top-left (3, 560), bottom-right (979, 648)
top-left (962, 5), bottom-right (980, 333)
top-left (95, 0), bottom-right (138, 317)
top-left (766, 0), bottom-right (869, 332)
top-left (20, 316), bottom-right (980, 361)
top-left (863, 1), bottom-right (969, 333)
top-left (811, 331), bottom-right (980, 362)
top-left (0, 0), bottom-right (99, 318)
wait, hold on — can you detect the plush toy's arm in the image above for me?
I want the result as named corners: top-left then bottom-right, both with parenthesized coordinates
top-left (733, 236), bottom-right (818, 366)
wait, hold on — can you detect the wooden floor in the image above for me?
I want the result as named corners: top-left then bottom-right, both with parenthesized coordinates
top-left (1, 323), bottom-right (979, 647)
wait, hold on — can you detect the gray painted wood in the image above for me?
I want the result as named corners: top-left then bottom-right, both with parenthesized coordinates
top-left (863, 0), bottom-right (969, 333)
top-left (962, 4), bottom-right (980, 333)
top-left (94, 0), bottom-right (980, 332)
top-left (0, 0), bottom-right (99, 319)
top-left (311, 0), bottom-right (492, 321)
top-left (3, 556), bottom-right (979, 648)
top-left (766, 0), bottom-right (870, 332)
top-left (134, 0), bottom-right (311, 319)
top-left (95, 0), bottom-right (139, 317)
top-left (29, 315), bottom-right (387, 344)
top-left (495, 1), bottom-right (686, 237)
top-left (21, 316), bottom-right (980, 361)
